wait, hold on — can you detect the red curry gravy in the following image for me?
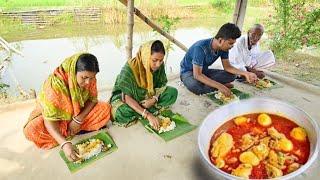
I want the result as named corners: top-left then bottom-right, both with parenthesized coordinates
top-left (209, 113), bottom-right (310, 179)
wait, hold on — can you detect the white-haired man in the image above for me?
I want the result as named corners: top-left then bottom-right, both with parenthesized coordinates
top-left (229, 24), bottom-right (275, 79)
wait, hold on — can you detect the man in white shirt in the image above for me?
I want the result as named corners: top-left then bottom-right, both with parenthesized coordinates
top-left (229, 24), bottom-right (275, 79)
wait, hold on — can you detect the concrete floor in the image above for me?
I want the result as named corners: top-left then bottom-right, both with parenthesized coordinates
top-left (1, 77), bottom-right (319, 180)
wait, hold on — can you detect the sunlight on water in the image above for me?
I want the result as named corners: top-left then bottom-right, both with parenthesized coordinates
top-left (2, 19), bottom-right (226, 95)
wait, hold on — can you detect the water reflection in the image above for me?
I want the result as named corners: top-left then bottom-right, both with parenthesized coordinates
top-left (2, 18), bottom-right (224, 95)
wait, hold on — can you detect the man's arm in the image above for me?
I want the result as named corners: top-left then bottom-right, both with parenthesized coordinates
top-left (246, 66), bottom-right (265, 79)
top-left (222, 59), bottom-right (258, 83)
top-left (222, 58), bottom-right (248, 76)
top-left (193, 65), bottom-right (223, 89)
top-left (193, 65), bottom-right (231, 96)
top-left (191, 46), bottom-right (228, 91)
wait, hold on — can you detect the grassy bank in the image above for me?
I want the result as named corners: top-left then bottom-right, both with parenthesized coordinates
top-left (0, 0), bottom-right (209, 10)
top-left (272, 49), bottom-right (320, 87)
top-left (0, 0), bottom-right (273, 11)
top-left (0, 5), bottom-right (218, 42)
top-left (0, 0), bottom-right (275, 42)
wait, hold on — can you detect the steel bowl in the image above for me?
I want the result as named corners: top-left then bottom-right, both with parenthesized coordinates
top-left (198, 97), bottom-right (319, 180)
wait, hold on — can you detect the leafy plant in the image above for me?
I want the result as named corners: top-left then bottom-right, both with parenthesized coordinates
top-left (210, 0), bottom-right (235, 13)
top-left (157, 15), bottom-right (180, 33)
top-left (50, 12), bottom-right (75, 25)
top-left (156, 15), bottom-right (180, 69)
top-left (0, 82), bottom-right (9, 90)
top-left (0, 80), bottom-right (9, 99)
top-left (266, 0), bottom-right (320, 57)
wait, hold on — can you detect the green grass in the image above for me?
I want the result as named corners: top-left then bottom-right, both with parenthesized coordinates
top-left (175, 0), bottom-right (212, 5)
top-left (0, 0), bottom-right (113, 10)
top-left (0, 0), bottom-right (274, 11)
top-left (0, 0), bottom-right (68, 9)
top-left (272, 50), bottom-right (320, 87)
top-left (0, 16), bottom-right (36, 36)
top-left (0, 0), bottom-right (275, 43)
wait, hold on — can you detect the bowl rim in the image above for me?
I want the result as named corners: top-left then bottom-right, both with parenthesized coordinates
top-left (198, 97), bottom-right (320, 180)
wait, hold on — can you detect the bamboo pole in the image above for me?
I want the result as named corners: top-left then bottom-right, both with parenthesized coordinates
top-left (0, 57), bottom-right (10, 77)
top-left (118, 0), bottom-right (188, 52)
top-left (0, 40), bottom-right (10, 53)
top-left (233, 0), bottom-right (247, 31)
top-left (0, 37), bottom-right (24, 56)
top-left (0, 37), bottom-right (29, 98)
top-left (126, 0), bottom-right (134, 59)
top-left (7, 67), bottom-right (30, 98)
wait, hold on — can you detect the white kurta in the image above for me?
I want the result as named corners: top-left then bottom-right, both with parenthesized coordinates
top-left (229, 35), bottom-right (275, 71)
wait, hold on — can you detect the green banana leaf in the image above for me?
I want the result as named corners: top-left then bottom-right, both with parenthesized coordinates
top-left (139, 109), bottom-right (197, 142)
top-left (206, 88), bottom-right (251, 105)
top-left (239, 78), bottom-right (283, 90)
top-left (59, 131), bottom-right (117, 173)
top-left (254, 79), bottom-right (283, 90)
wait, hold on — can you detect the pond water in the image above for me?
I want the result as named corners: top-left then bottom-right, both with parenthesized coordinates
top-left (1, 17), bottom-right (229, 95)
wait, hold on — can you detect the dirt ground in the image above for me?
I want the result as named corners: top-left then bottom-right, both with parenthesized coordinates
top-left (272, 51), bottom-right (320, 87)
top-left (0, 75), bottom-right (319, 180)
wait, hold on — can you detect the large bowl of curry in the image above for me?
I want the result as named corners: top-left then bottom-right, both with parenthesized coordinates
top-left (198, 97), bottom-right (319, 179)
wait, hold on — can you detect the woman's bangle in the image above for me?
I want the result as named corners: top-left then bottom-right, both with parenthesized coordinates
top-left (72, 116), bottom-right (83, 124)
top-left (152, 95), bottom-right (158, 102)
top-left (121, 92), bottom-right (126, 103)
top-left (141, 109), bottom-right (148, 119)
top-left (60, 141), bottom-right (72, 149)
